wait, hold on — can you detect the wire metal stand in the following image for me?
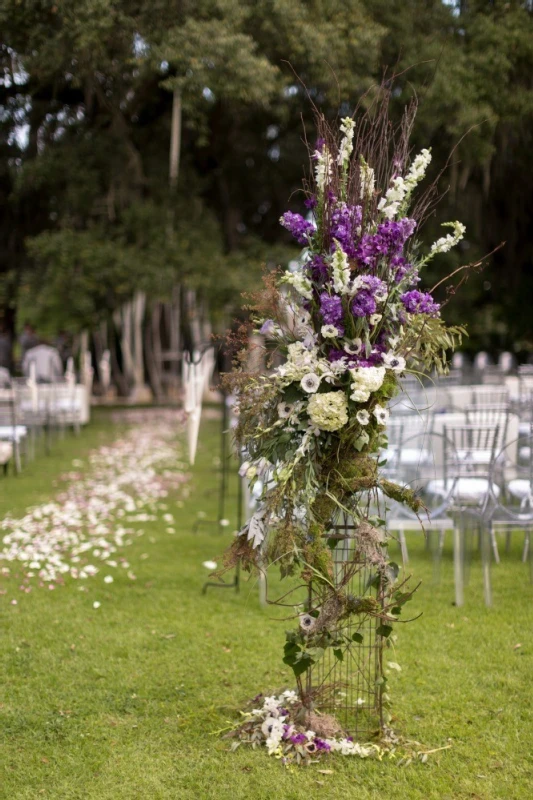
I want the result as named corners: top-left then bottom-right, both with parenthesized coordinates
top-left (193, 393), bottom-right (231, 534)
top-left (202, 466), bottom-right (242, 595)
top-left (307, 515), bottom-right (384, 739)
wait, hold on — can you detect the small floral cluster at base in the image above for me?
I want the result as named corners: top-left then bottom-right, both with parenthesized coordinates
top-left (228, 690), bottom-right (381, 764)
top-left (227, 690), bottom-right (441, 767)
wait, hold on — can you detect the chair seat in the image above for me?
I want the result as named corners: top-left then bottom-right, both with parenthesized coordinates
top-left (508, 479), bottom-right (532, 501)
top-left (0, 425), bottom-right (27, 443)
top-left (456, 449), bottom-right (494, 465)
top-left (427, 477), bottom-right (500, 502)
top-left (382, 447), bottom-right (431, 466)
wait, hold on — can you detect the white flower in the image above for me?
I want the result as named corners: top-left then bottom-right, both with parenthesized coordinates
top-left (404, 148), bottom-right (432, 191)
top-left (359, 159), bottom-right (375, 199)
top-left (219, 519), bottom-right (230, 527)
top-left (314, 146), bottom-right (332, 192)
top-left (356, 410), bottom-right (370, 426)
top-left (103, 575), bottom-right (113, 584)
top-left (373, 405), bottom-right (389, 425)
top-left (93, 601), bottom-right (101, 609)
top-left (382, 352), bottom-right (406, 373)
top-left (350, 387), bottom-right (371, 403)
top-left (321, 324), bottom-right (341, 339)
top-left (331, 243), bottom-right (351, 294)
top-left (277, 402), bottom-right (294, 419)
top-left (378, 176), bottom-right (407, 218)
top-left (261, 716), bottom-right (282, 737)
top-left (369, 314), bottom-right (382, 326)
top-left (282, 270), bottom-right (313, 300)
top-left (344, 338), bottom-right (362, 355)
top-left (308, 391), bottom-right (348, 432)
top-left (202, 560), bottom-right (217, 570)
top-left (350, 366), bottom-right (386, 394)
top-left (238, 460), bottom-right (251, 477)
top-left (300, 373), bottom-right (321, 393)
top-left (299, 613), bottom-right (316, 632)
top-left (338, 116), bottom-right (355, 165)
top-left (429, 221), bottom-right (466, 255)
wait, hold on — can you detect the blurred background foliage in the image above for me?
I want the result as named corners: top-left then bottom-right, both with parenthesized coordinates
top-left (1, 0), bottom-right (532, 353)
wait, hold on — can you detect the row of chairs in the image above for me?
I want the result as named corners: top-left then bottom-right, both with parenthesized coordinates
top-left (0, 379), bottom-right (84, 474)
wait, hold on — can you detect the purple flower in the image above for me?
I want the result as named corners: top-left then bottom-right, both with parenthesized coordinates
top-left (320, 293), bottom-right (344, 326)
top-left (313, 138), bottom-right (325, 154)
top-left (330, 203), bottom-right (362, 259)
top-left (401, 290), bottom-right (440, 316)
top-left (290, 733), bottom-right (308, 745)
top-left (307, 254), bottom-right (329, 282)
top-left (355, 217), bottom-right (417, 270)
top-left (280, 211), bottom-right (315, 246)
top-left (304, 196), bottom-right (317, 209)
top-left (260, 319), bottom-right (275, 335)
top-left (315, 738), bottom-right (331, 752)
top-left (351, 290), bottom-right (376, 318)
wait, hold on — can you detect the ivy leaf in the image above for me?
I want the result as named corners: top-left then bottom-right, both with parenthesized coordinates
top-left (333, 648), bottom-right (344, 662)
top-left (376, 624), bottom-right (393, 638)
top-left (352, 632), bottom-right (364, 643)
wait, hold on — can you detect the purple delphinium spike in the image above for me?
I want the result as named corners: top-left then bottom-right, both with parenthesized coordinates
top-left (280, 211), bottom-right (315, 246)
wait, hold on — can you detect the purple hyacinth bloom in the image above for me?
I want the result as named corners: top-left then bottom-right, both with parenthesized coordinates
top-left (320, 292), bottom-right (344, 326)
top-left (329, 203), bottom-right (362, 259)
top-left (280, 211), bottom-right (315, 246)
top-left (351, 290), bottom-right (376, 318)
top-left (315, 738), bottom-right (331, 752)
top-left (307, 254), bottom-right (329, 282)
top-left (290, 733), bottom-right (308, 745)
top-left (355, 217), bottom-right (417, 270)
top-left (401, 290), bottom-right (440, 316)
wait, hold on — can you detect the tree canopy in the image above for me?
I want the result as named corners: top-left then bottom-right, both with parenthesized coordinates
top-left (1, 0), bottom-right (532, 353)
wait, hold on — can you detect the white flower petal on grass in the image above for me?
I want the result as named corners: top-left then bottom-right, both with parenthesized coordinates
top-left (219, 519), bottom-right (230, 527)
top-left (103, 575), bottom-right (113, 584)
top-left (93, 601), bottom-right (101, 609)
top-left (202, 560), bottom-right (218, 570)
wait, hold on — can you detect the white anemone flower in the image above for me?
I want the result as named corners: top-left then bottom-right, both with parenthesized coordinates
top-left (344, 338), bottom-right (362, 355)
top-left (300, 373), bottom-right (321, 393)
top-left (277, 402), bottom-right (294, 419)
top-left (382, 352), bottom-right (406, 372)
top-left (373, 405), bottom-right (390, 425)
top-left (321, 324), bottom-right (341, 339)
top-left (356, 410), bottom-right (370, 426)
top-left (369, 314), bottom-right (382, 327)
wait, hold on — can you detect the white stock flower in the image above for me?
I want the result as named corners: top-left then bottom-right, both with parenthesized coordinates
top-left (300, 373), bottom-right (321, 393)
top-left (382, 352), bottom-right (406, 373)
top-left (430, 221), bottom-right (466, 255)
top-left (378, 176), bottom-right (407, 219)
top-left (404, 148), bottom-right (432, 191)
top-left (321, 324), bottom-right (341, 339)
top-left (356, 410), bottom-right (370, 426)
top-left (338, 116), bottom-right (355, 165)
top-left (314, 146), bottom-right (332, 191)
top-left (359, 160), bottom-right (375, 199)
top-left (282, 270), bottom-right (313, 300)
top-left (331, 243), bottom-right (351, 294)
top-left (373, 405), bottom-right (389, 425)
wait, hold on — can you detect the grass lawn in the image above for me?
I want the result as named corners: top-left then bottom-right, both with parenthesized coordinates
top-left (1, 410), bottom-right (533, 799)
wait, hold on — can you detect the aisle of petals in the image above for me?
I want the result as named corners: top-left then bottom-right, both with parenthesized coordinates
top-left (1, 410), bottom-right (188, 596)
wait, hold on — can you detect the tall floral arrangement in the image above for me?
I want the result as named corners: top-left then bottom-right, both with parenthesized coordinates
top-left (223, 93), bottom-right (465, 759)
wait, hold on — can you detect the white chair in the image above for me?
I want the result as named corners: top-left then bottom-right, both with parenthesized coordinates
top-left (0, 392), bottom-right (27, 472)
